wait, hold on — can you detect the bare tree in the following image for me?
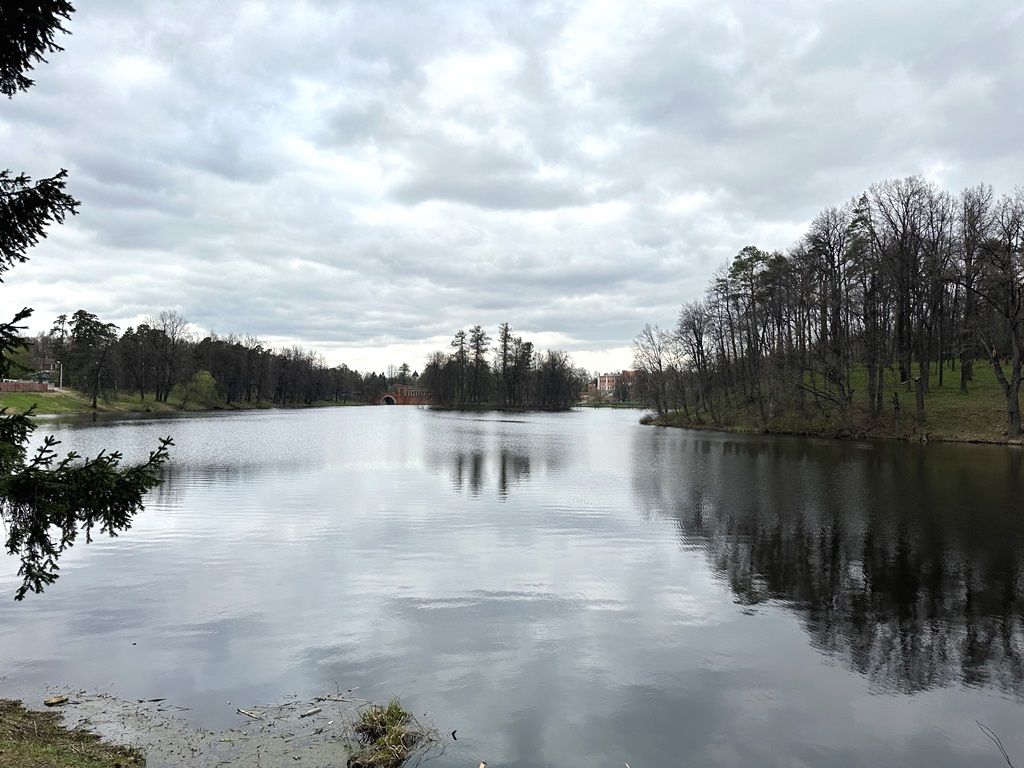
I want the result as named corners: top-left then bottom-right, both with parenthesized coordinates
top-left (974, 192), bottom-right (1024, 435)
top-left (633, 324), bottom-right (671, 418)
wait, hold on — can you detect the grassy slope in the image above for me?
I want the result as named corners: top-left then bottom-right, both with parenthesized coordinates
top-left (0, 389), bottom-right (366, 416)
top-left (0, 700), bottom-right (143, 768)
top-left (0, 390), bottom-right (177, 415)
top-left (660, 361), bottom-right (1022, 444)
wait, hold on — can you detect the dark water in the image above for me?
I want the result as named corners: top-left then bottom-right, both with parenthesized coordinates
top-left (2, 408), bottom-right (1023, 767)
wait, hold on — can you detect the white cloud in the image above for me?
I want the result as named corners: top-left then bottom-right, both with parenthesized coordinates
top-left (6, 0), bottom-right (1023, 374)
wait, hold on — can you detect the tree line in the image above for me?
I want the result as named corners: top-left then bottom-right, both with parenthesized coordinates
top-left (420, 323), bottom-right (586, 410)
top-left (22, 308), bottom-right (413, 408)
top-left (634, 177), bottom-right (1024, 436)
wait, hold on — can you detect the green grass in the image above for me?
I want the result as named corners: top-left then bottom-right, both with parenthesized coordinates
top-left (0, 389), bottom-right (368, 416)
top-left (0, 391), bottom-right (90, 415)
top-left (0, 699), bottom-right (144, 768)
top-left (658, 360), bottom-right (1022, 444)
top-left (0, 390), bottom-right (178, 416)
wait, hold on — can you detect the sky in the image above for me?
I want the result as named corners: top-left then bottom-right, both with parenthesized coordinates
top-left (4, 0), bottom-right (1023, 374)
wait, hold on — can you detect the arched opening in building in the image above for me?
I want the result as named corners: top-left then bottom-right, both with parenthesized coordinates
top-left (381, 395), bottom-right (396, 405)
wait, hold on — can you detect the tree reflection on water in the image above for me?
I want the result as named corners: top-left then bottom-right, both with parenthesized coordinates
top-left (633, 432), bottom-right (1024, 696)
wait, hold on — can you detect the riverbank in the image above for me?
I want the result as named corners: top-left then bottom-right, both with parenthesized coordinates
top-left (642, 412), bottom-right (1024, 445)
top-left (642, 383), bottom-right (1024, 445)
top-left (643, 413), bottom-right (1019, 445)
top-left (0, 691), bottom-right (439, 768)
top-left (0, 698), bottom-right (143, 767)
top-left (0, 389), bottom-right (368, 417)
top-left (641, 363), bottom-right (1024, 445)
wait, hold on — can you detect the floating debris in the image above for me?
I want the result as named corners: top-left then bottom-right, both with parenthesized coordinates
top-left (21, 689), bottom-right (447, 768)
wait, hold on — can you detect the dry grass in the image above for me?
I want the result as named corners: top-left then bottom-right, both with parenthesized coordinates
top-left (0, 699), bottom-right (144, 768)
top-left (347, 699), bottom-right (438, 768)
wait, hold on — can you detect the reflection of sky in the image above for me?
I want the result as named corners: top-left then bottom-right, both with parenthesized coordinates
top-left (2, 409), bottom-right (1023, 767)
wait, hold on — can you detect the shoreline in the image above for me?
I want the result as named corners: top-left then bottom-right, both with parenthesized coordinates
top-left (0, 389), bottom-right (369, 418)
top-left (640, 412), bottom-right (1024, 447)
top-left (0, 688), bottom-right (439, 768)
top-left (1, 697), bottom-right (144, 768)
top-left (9, 389), bottom-right (1020, 446)
top-left (428, 403), bottom-right (576, 413)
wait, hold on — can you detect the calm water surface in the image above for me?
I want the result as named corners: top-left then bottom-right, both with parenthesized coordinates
top-left (2, 408), bottom-right (1023, 767)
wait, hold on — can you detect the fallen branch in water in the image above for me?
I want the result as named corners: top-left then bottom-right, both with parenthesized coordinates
top-left (979, 721), bottom-right (1017, 768)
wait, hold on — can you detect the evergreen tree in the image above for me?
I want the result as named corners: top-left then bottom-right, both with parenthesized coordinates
top-left (1, 2), bottom-right (171, 600)
top-left (468, 325), bottom-right (490, 404)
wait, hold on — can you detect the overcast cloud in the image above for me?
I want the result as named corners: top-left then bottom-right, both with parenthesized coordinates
top-left (4, 0), bottom-right (1023, 373)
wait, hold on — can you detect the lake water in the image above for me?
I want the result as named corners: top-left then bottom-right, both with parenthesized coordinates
top-left (2, 407), bottom-right (1023, 767)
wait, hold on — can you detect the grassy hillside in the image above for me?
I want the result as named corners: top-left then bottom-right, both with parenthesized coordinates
top-left (0, 390), bottom-right (178, 416)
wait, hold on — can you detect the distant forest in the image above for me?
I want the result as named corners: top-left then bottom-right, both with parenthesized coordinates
top-left (633, 178), bottom-right (1024, 436)
top-left (16, 313), bottom-right (588, 411)
top-left (420, 323), bottom-right (586, 410)
top-left (20, 310), bottom-right (393, 407)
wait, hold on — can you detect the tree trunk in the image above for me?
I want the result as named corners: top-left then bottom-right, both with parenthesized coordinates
top-left (960, 356), bottom-right (973, 393)
top-left (867, 363), bottom-right (878, 417)
top-left (985, 343), bottom-right (1022, 437)
top-left (1007, 385), bottom-right (1022, 437)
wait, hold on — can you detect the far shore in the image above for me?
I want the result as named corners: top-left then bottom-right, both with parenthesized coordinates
top-left (429, 402), bottom-right (578, 413)
top-left (0, 388), bottom-right (368, 418)
top-left (9, 388), bottom-right (1021, 446)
